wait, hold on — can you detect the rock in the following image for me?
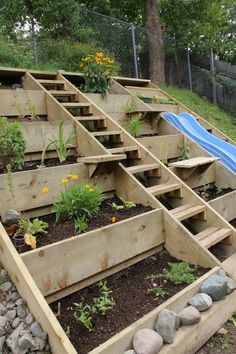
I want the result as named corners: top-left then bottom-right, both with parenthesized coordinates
top-left (0, 335), bottom-right (5, 350)
top-left (179, 306), bottom-right (201, 325)
top-left (25, 313), bottom-right (34, 325)
top-left (40, 331), bottom-right (48, 341)
top-left (124, 351), bottom-right (136, 354)
top-left (6, 292), bottom-right (20, 303)
top-left (1, 209), bottom-right (21, 226)
top-left (189, 293), bottom-right (212, 312)
top-left (6, 310), bottom-right (16, 321)
top-left (200, 274), bottom-right (227, 301)
top-left (12, 317), bottom-right (21, 329)
top-left (18, 332), bottom-right (36, 349)
top-left (17, 305), bottom-right (27, 319)
top-left (6, 322), bottom-right (25, 353)
top-left (0, 304), bottom-right (7, 316)
top-left (7, 302), bottom-right (16, 309)
top-left (0, 326), bottom-right (6, 336)
top-left (31, 321), bottom-right (43, 337)
top-left (33, 337), bottom-right (46, 351)
top-left (0, 316), bottom-right (7, 328)
top-left (0, 281), bottom-right (12, 292)
top-left (15, 299), bottom-right (23, 306)
top-left (155, 309), bottom-right (179, 344)
top-left (133, 328), bottom-right (163, 354)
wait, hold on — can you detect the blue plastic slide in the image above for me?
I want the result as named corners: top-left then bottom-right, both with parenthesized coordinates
top-left (163, 112), bottom-right (236, 173)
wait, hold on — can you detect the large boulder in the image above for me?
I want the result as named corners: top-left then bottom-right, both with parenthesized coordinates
top-left (155, 308), bottom-right (179, 344)
top-left (200, 274), bottom-right (227, 301)
top-left (133, 328), bottom-right (163, 354)
top-left (1, 209), bottom-right (21, 226)
top-left (179, 306), bottom-right (201, 325)
top-left (189, 293), bottom-right (212, 311)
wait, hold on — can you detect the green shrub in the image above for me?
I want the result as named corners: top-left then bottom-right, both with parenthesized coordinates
top-left (125, 115), bottom-right (141, 137)
top-left (53, 183), bottom-right (103, 222)
top-left (0, 117), bottom-right (26, 172)
top-left (165, 262), bottom-right (197, 284)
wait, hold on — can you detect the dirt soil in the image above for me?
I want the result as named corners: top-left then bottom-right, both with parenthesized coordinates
top-left (14, 197), bottom-right (152, 253)
top-left (197, 320), bottom-right (236, 353)
top-left (50, 250), bottom-right (208, 354)
top-left (195, 187), bottom-right (233, 202)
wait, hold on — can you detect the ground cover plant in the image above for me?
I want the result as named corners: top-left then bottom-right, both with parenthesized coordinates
top-left (160, 85), bottom-right (236, 141)
top-left (50, 250), bottom-right (208, 354)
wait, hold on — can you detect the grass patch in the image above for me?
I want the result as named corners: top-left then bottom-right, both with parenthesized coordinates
top-left (160, 85), bottom-right (236, 141)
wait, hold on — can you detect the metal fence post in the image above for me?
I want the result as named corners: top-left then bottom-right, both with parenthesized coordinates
top-left (131, 24), bottom-right (139, 78)
top-left (210, 48), bottom-right (217, 104)
top-left (187, 46), bottom-right (193, 91)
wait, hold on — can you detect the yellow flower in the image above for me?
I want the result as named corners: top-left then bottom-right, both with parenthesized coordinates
top-left (85, 184), bottom-right (90, 189)
top-left (111, 216), bottom-right (116, 223)
top-left (79, 63), bottom-right (84, 67)
top-left (96, 52), bottom-right (103, 57)
top-left (42, 187), bottom-right (49, 194)
top-left (88, 188), bottom-right (94, 192)
top-left (68, 174), bottom-right (78, 180)
top-left (61, 178), bottom-right (69, 184)
top-left (104, 70), bottom-right (110, 76)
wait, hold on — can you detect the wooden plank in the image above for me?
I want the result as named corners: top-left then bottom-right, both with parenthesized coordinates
top-left (38, 79), bottom-right (65, 85)
top-left (88, 268), bottom-right (228, 354)
top-left (20, 121), bottom-right (76, 153)
top-left (107, 146), bottom-right (139, 154)
top-left (46, 244), bottom-right (163, 303)
top-left (0, 223), bottom-right (77, 354)
top-left (91, 130), bottom-right (122, 136)
top-left (150, 103), bottom-right (178, 113)
top-left (49, 90), bottom-right (76, 96)
top-left (222, 252), bottom-right (236, 279)
top-left (0, 163), bottom-right (115, 213)
top-left (126, 163), bottom-right (160, 174)
top-left (62, 102), bottom-right (91, 108)
top-left (169, 156), bottom-right (219, 168)
top-left (171, 203), bottom-right (207, 221)
top-left (0, 90), bottom-right (47, 116)
top-left (147, 183), bottom-right (182, 196)
top-left (21, 209), bottom-right (164, 297)
top-left (137, 135), bottom-right (184, 160)
top-left (197, 228), bottom-right (231, 249)
top-left (208, 190), bottom-right (236, 222)
top-left (77, 154), bottom-right (126, 163)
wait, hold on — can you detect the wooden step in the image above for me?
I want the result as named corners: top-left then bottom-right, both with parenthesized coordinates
top-left (171, 203), bottom-right (207, 221)
top-left (126, 163), bottom-right (160, 174)
top-left (107, 146), bottom-right (139, 154)
top-left (49, 90), bottom-right (77, 96)
top-left (76, 115), bottom-right (106, 122)
top-left (147, 183), bottom-right (182, 196)
top-left (37, 79), bottom-right (65, 85)
top-left (195, 227), bottom-right (231, 249)
top-left (77, 154), bottom-right (126, 163)
top-left (169, 156), bottom-right (220, 169)
top-left (91, 130), bottom-right (123, 137)
top-left (61, 102), bottom-right (91, 108)
top-left (125, 86), bottom-right (158, 92)
top-left (222, 252), bottom-right (236, 279)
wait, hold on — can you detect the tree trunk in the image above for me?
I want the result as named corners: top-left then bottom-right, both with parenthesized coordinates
top-left (145, 0), bottom-right (165, 84)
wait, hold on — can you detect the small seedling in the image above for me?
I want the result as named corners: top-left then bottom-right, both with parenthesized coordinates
top-left (123, 200), bottom-right (136, 208)
top-left (94, 280), bottom-right (116, 315)
top-left (125, 115), bottom-right (141, 137)
top-left (122, 101), bottom-right (137, 114)
top-left (111, 202), bottom-right (124, 211)
top-left (165, 262), bottom-right (197, 285)
top-left (74, 303), bottom-right (95, 332)
top-left (74, 216), bottom-right (88, 234)
top-left (18, 218), bottom-right (48, 249)
top-left (147, 286), bottom-right (168, 299)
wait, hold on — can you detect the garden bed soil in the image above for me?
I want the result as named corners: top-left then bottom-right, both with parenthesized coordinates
top-left (50, 250), bottom-right (208, 354)
top-left (13, 197), bottom-right (152, 253)
top-left (0, 155), bottom-right (78, 174)
top-left (195, 187), bottom-right (234, 202)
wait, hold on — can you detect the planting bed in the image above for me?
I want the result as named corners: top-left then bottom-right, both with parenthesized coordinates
top-left (12, 197), bottom-right (152, 252)
top-left (195, 187), bottom-right (234, 202)
top-left (50, 250), bottom-right (208, 354)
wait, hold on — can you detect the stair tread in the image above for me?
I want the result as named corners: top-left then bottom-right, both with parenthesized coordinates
top-left (49, 90), bottom-right (76, 96)
top-left (169, 156), bottom-right (220, 169)
top-left (37, 79), bottom-right (65, 84)
top-left (125, 86), bottom-right (158, 91)
top-left (91, 130), bottom-right (122, 136)
top-left (171, 203), bottom-right (206, 221)
top-left (76, 115), bottom-right (106, 121)
top-left (126, 163), bottom-right (160, 174)
top-left (222, 252), bottom-right (236, 273)
top-left (147, 183), bottom-right (182, 196)
top-left (195, 227), bottom-right (231, 249)
top-left (107, 146), bottom-right (139, 154)
top-left (62, 102), bottom-right (91, 107)
top-left (77, 154), bottom-right (126, 163)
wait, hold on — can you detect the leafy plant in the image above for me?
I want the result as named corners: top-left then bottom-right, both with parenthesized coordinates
top-left (41, 121), bottom-right (75, 166)
top-left (74, 303), bottom-right (95, 332)
top-left (18, 218), bottom-right (48, 249)
top-left (111, 202), bottom-right (124, 211)
top-left (80, 52), bottom-right (117, 96)
top-left (123, 200), bottom-right (136, 209)
top-left (178, 139), bottom-right (190, 161)
top-left (122, 101), bottom-right (137, 115)
top-left (147, 286), bottom-right (168, 299)
top-left (26, 94), bottom-right (38, 119)
top-left (0, 117), bottom-right (26, 172)
top-left (74, 216), bottom-right (88, 234)
top-left (94, 281), bottom-right (116, 315)
top-left (53, 183), bottom-right (103, 222)
top-left (125, 115), bottom-right (141, 137)
top-left (165, 262), bottom-right (197, 285)
top-left (136, 92), bottom-right (144, 99)
top-left (7, 164), bottom-right (16, 206)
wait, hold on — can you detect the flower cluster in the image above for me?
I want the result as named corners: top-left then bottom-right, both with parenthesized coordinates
top-left (79, 52), bottom-right (117, 96)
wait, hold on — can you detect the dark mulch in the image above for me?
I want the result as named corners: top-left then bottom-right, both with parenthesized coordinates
top-left (195, 187), bottom-right (234, 202)
top-left (230, 219), bottom-right (236, 229)
top-left (0, 155), bottom-right (78, 175)
top-left (50, 250), bottom-right (208, 354)
top-left (14, 197), bottom-right (152, 253)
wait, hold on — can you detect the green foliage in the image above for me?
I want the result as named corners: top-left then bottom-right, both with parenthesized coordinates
top-left (0, 117), bottom-right (26, 172)
top-left (0, 275), bottom-right (5, 286)
top-left (111, 198), bottom-right (136, 211)
top-left (178, 139), bottom-right (190, 161)
top-left (18, 218), bottom-right (48, 236)
top-left (160, 85), bottom-right (236, 141)
top-left (80, 52), bottom-right (118, 96)
top-left (41, 122), bottom-right (75, 165)
top-left (122, 101), bottom-right (137, 114)
top-left (125, 115), bottom-right (141, 138)
top-left (74, 216), bottom-right (88, 234)
top-left (53, 183), bottom-right (103, 222)
top-left (111, 202), bottom-right (124, 211)
top-left (147, 286), bottom-right (168, 299)
top-left (74, 280), bottom-right (115, 331)
top-left (6, 164), bottom-right (16, 204)
top-left (165, 262), bottom-right (197, 285)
